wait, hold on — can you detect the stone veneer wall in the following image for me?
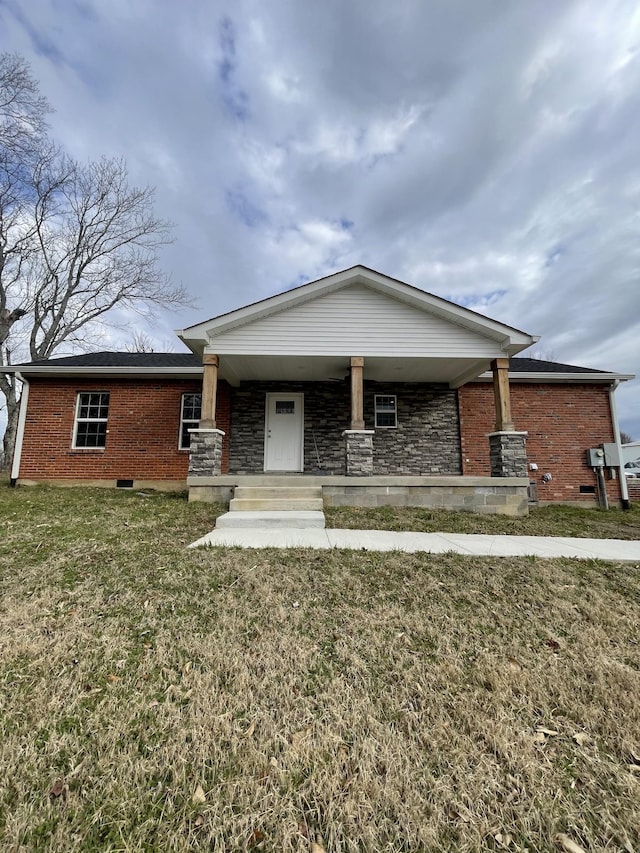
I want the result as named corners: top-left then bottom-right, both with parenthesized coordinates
top-left (228, 381), bottom-right (350, 474)
top-left (489, 431), bottom-right (528, 478)
top-left (344, 431), bottom-right (374, 476)
top-left (365, 382), bottom-right (461, 475)
top-left (228, 380), bottom-right (462, 475)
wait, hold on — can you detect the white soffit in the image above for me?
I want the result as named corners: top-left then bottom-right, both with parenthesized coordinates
top-left (218, 354), bottom-right (491, 385)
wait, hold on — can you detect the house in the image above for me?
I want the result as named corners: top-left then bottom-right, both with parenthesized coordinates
top-left (5, 266), bottom-right (634, 514)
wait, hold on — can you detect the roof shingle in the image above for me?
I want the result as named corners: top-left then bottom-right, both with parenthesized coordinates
top-left (23, 351), bottom-right (201, 368)
top-left (17, 352), bottom-right (610, 374)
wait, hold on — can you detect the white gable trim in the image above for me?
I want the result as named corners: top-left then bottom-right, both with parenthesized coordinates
top-left (177, 266), bottom-right (537, 355)
top-left (202, 284), bottom-right (510, 361)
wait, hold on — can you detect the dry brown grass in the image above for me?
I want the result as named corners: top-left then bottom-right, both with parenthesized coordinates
top-left (325, 502), bottom-right (640, 540)
top-left (0, 485), bottom-right (639, 851)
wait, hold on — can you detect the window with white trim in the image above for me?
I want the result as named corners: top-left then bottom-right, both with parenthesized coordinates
top-left (374, 394), bottom-right (397, 428)
top-left (73, 392), bottom-right (110, 448)
top-left (179, 393), bottom-right (202, 449)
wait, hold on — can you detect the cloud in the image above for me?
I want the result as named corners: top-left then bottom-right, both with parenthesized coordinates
top-left (0, 0), bottom-right (638, 435)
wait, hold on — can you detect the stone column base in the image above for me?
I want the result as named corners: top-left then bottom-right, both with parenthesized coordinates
top-left (343, 429), bottom-right (375, 476)
top-left (489, 431), bottom-right (528, 478)
top-left (189, 429), bottom-right (225, 477)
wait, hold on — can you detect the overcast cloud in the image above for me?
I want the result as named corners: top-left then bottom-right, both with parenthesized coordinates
top-left (1, 0), bottom-right (639, 436)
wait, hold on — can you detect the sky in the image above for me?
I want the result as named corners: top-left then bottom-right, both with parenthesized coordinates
top-left (1, 0), bottom-right (639, 437)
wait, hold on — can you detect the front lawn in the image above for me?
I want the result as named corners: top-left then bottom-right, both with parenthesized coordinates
top-left (0, 485), bottom-right (638, 851)
top-left (325, 501), bottom-right (640, 540)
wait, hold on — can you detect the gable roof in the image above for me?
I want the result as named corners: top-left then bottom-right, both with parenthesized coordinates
top-left (176, 265), bottom-right (537, 359)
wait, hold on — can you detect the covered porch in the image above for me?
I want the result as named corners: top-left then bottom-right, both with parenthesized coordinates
top-left (176, 266), bottom-right (536, 515)
top-left (185, 355), bottom-right (531, 516)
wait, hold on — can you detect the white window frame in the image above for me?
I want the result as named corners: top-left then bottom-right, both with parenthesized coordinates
top-left (179, 392), bottom-right (202, 450)
top-left (374, 394), bottom-right (398, 429)
top-left (72, 392), bottom-right (110, 449)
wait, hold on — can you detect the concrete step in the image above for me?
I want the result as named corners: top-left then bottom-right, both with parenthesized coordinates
top-left (234, 486), bottom-right (322, 500)
top-left (216, 511), bottom-right (326, 529)
top-left (230, 497), bottom-right (324, 511)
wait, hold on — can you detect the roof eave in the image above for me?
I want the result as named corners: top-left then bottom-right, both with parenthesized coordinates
top-left (3, 365), bottom-right (204, 377)
top-left (474, 371), bottom-right (635, 383)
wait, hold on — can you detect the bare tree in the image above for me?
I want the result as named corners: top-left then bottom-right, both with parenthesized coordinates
top-left (0, 53), bottom-right (50, 160)
top-left (124, 331), bottom-right (178, 353)
top-left (0, 54), bottom-right (189, 466)
top-left (527, 347), bottom-right (557, 363)
top-left (620, 430), bottom-right (634, 445)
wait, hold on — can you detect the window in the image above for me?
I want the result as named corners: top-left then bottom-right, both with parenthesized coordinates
top-left (374, 394), bottom-right (397, 428)
top-left (73, 392), bottom-right (110, 448)
top-left (275, 400), bottom-right (295, 415)
top-left (179, 393), bottom-right (202, 449)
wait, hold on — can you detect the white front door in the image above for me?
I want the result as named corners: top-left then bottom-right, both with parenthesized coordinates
top-left (264, 393), bottom-right (304, 472)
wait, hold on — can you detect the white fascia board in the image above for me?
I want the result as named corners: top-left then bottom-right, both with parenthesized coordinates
top-left (177, 265), bottom-right (539, 352)
top-left (361, 275), bottom-right (537, 350)
top-left (3, 365), bottom-right (203, 377)
top-left (473, 371), bottom-right (635, 383)
top-left (177, 267), bottom-right (363, 342)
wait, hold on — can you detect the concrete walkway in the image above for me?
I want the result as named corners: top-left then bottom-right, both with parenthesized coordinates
top-left (190, 527), bottom-right (640, 561)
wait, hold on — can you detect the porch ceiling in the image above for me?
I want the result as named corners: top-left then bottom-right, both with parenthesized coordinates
top-left (218, 354), bottom-right (492, 387)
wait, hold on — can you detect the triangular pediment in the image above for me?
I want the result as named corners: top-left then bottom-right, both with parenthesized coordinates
top-left (178, 266), bottom-right (535, 361)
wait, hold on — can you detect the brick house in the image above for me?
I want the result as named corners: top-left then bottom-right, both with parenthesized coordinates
top-left (5, 266), bottom-right (633, 514)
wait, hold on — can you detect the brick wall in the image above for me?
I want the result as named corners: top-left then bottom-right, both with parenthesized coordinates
top-left (18, 374), bottom-right (625, 504)
top-left (19, 377), bottom-right (231, 482)
top-left (458, 382), bottom-right (622, 504)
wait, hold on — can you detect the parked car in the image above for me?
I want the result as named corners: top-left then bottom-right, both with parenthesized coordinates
top-left (624, 460), bottom-right (640, 478)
